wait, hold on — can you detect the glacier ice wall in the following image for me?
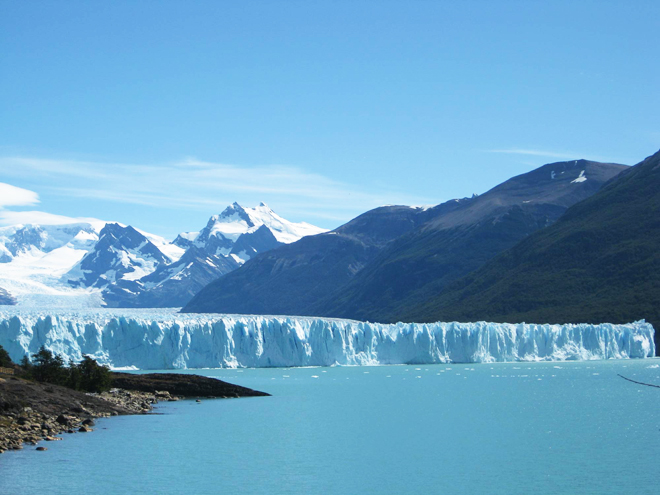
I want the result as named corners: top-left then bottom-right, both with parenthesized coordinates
top-left (0, 309), bottom-right (655, 369)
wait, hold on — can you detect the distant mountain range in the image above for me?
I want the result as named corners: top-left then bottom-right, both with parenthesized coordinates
top-left (182, 204), bottom-right (439, 316)
top-left (0, 203), bottom-right (325, 308)
top-left (313, 159), bottom-right (628, 322)
top-left (4, 149), bottom-right (658, 346)
top-left (183, 159), bottom-right (628, 317)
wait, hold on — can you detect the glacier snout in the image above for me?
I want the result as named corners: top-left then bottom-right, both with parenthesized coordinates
top-left (0, 309), bottom-right (655, 370)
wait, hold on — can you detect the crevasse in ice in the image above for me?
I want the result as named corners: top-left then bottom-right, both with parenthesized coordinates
top-left (0, 308), bottom-right (654, 369)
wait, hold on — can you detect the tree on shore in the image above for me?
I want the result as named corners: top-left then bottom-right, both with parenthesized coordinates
top-left (19, 346), bottom-right (112, 393)
top-left (0, 344), bottom-right (13, 368)
top-left (30, 347), bottom-right (67, 384)
top-left (75, 356), bottom-right (112, 393)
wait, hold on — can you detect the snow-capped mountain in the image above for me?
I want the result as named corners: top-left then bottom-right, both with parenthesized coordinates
top-left (0, 222), bottom-right (103, 262)
top-left (0, 204), bottom-right (326, 308)
top-left (174, 202), bottom-right (325, 263)
top-left (65, 223), bottom-right (174, 289)
top-left (106, 246), bottom-right (240, 308)
top-left (106, 202), bottom-right (325, 308)
top-left (0, 222), bottom-right (108, 307)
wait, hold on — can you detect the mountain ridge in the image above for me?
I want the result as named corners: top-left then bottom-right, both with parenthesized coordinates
top-left (183, 159), bottom-right (627, 316)
top-left (182, 205), bottom-right (435, 315)
top-left (310, 159), bottom-right (628, 322)
top-left (0, 203), bottom-right (325, 308)
top-left (396, 149), bottom-right (660, 336)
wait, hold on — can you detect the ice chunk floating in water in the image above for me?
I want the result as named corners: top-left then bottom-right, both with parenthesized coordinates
top-left (0, 309), bottom-right (655, 369)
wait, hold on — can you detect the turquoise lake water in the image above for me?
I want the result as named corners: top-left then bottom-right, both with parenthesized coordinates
top-left (1, 359), bottom-right (659, 495)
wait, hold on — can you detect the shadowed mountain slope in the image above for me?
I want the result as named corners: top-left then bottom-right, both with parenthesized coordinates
top-left (314, 159), bottom-right (627, 322)
top-left (184, 159), bottom-right (626, 318)
top-left (182, 205), bottom-right (438, 314)
top-left (0, 287), bottom-right (16, 305)
top-left (401, 150), bottom-right (660, 341)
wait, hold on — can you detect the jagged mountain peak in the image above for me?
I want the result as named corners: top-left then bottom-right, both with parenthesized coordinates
top-left (214, 202), bottom-right (255, 229)
top-left (97, 203), bottom-right (325, 307)
top-left (0, 222), bottom-right (104, 259)
top-left (66, 223), bottom-right (170, 289)
top-left (210, 202), bottom-right (314, 242)
top-left (176, 202), bottom-right (327, 256)
top-left (0, 203), bottom-right (326, 308)
top-left (98, 223), bottom-right (144, 247)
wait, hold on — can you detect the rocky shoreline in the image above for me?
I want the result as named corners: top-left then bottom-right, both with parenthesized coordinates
top-left (0, 371), bottom-right (269, 454)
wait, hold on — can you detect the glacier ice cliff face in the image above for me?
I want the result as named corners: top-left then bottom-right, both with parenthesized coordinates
top-left (0, 309), bottom-right (655, 369)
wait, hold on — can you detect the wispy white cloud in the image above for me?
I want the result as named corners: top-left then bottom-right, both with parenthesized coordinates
top-left (487, 148), bottom-right (585, 160)
top-left (0, 210), bottom-right (103, 227)
top-left (486, 148), bottom-right (622, 163)
top-left (0, 156), bottom-right (431, 221)
top-left (0, 179), bottom-right (100, 227)
top-left (1, 157), bottom-right (114, 180)
top-left (0, 182), bottom-right (40, 208)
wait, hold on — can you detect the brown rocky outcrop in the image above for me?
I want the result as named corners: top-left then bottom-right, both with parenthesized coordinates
top-left (0, 372), bottom-right (269, 454)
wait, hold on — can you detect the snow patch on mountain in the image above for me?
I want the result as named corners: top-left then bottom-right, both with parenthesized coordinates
top-left (571, 170), bottom-right (587, 183)
top-left (135, 229), bottom-right (185, 262)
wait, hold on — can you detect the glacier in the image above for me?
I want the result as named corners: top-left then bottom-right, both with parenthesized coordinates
top-left (0, 308), bottom-right (654, 369)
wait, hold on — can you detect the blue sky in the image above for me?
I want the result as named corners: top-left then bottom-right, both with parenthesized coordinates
top-left (1, 0), bottom-right (658, 239)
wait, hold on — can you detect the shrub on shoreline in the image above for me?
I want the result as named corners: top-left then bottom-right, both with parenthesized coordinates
top-left (19, 346), bottom-right (112, 393)
top-left (0, 344), bottom-right (12, 368)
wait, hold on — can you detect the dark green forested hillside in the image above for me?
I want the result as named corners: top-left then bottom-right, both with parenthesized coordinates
top-left (313, 160), bottom-right (626, 322)
top-left (402, 150), bottom-right (660, 346)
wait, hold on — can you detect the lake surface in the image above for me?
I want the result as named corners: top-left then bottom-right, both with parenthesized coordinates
top-left (1, 359), bottom-right (659, 495)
